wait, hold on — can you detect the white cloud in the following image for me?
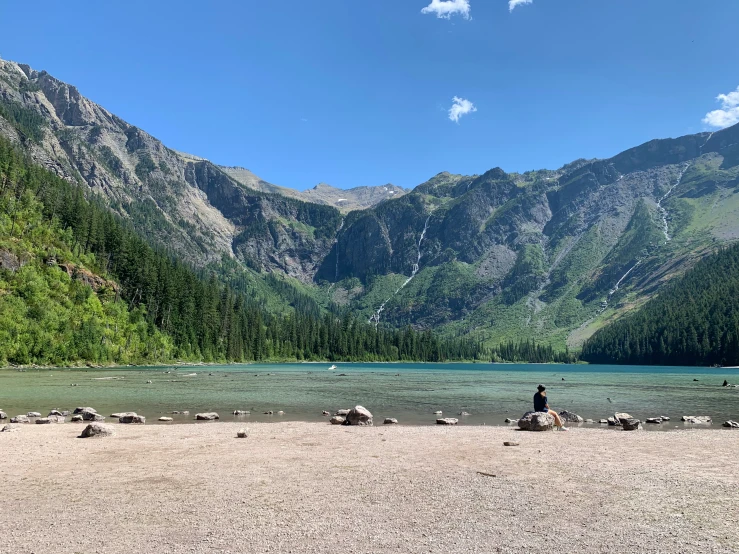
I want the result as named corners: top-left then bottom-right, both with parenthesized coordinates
top-left (421, 0), bottom-right (471, 19)
top-left (509, 0), bottom-right (533, 11)
top-left (703, 86), bottom-right (739, 129)
top-left (449, 96), bottom-right (477, 123)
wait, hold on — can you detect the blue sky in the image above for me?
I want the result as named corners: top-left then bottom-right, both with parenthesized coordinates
top-left (1, 0), bottom-right (737, 190)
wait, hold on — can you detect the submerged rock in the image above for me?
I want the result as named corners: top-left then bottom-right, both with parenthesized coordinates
top-left (346, 405), bottom-right (373, 426)
top-left (645, 418), bottom-right (663, 424)
top-left (459, 411), bottom-right (471, 416)
top-left (80, 423), bottom-right (115, 438)
top-left (436, 418), bottom-right (459, 425)
top-left (233, 410), bottom-right (250, 415)
top-left (322, 411), bottom-right (330, 416)
top-left (27, 412), bottom-right (42, 418)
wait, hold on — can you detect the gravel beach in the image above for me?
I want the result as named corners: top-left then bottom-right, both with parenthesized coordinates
top-left (1, 422), bottom-right (738, 553)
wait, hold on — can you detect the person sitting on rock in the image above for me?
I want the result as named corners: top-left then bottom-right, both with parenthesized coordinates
top-left (534, 384), bottom-right (568, 431)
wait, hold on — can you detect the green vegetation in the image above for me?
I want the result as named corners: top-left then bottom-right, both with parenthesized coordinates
top-left (581, 243), bottom-right (739, 366)
top-left (0, 97), bottom-right (45, 142)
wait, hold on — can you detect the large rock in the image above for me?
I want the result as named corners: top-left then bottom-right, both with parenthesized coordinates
top-left (436, 418), bottom-right (459, 425)
top-left (619, 418), bottom-right (641, 431)
top-left (82, 411), bottom-right (105, 421)
top-left (0, 411), bottom-right (7, 420)
top-left (74, 407), bottom-right (96, 414)
top-left (334, 409), bottom-right (350, 416)
top-left (722, 420), bottom-right (739, 428)
top-left (119, 414), bottom-right (145, 424)
top-left (518, 411), bottom-right (555, 431)
top-left (195, 412), bottom-right (220, 420)
top-left (111, 412), bottom-right (137, 419)
top-left (10, 415), bottom-right (29, 424)
top-left (614, 412), bottom-right (633, 420)
top-left (330, 416), bottom-right (345, 425)
top-left (345, 405), bottom-right (373, 426)
top-left (558, 410), bottom-right (584, 423)
top-left (79, 423), bottom-right (115, 438)
top-left (681, 415), bottom-right (712, 424)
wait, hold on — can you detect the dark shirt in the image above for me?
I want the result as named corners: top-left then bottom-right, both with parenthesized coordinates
top-left (533, 392), bottom-right (548, 412)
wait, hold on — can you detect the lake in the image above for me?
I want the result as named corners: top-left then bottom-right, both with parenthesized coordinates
top-left (2, 363), bottom-right (738, 428)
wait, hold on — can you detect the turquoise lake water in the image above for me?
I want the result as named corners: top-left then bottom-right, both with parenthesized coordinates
top-left (1, 363), bottom-right (738, 428)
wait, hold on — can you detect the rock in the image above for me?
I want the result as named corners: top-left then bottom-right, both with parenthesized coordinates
top-left (158, 417), bottom-right (173, 422)
top-left (44, 415), bottom-right (65, 423)
top-left (518, 412), bottom-right (555, 432)
top-left (620, 418), bottom-right (642, 431)
top-left (74, 407), bottom-right (96, 414)
top-left (119, 414), bottom-right (145, 424)
top-left (724, 380), bottom-right (730, 387)
top-left (722, 420), bottom-right (739, 428)
top-left (27, 412), bottom-right (42, 418)
top-left (681, 415), bottom-right (712, 424)
top-left (10, 415), bottom-right (29, 424)
top-left (383, 418), bottom-right (398, 424)
top-left (330, 416), bottom-right (345, 425)
top-left (346, 405), bottom-right (373, 426)
top-left (146, 380), bottom-right (152, 384)
top-left (503, 441), bottom-right (519, 447)
top-left (599, 419), bottom-right (609, 424)
top-left (436, 418), bottom-right (459, 425)
top-left (607, 416), bottom-right (621, 426)
top-left (0, 411), bottom-right (6, 420)
top-left (614, 412), bottom-right (633, 420)
top-left (335, 409), bottom-right (350, 416)
top-left (35, 417), bottom-right (51, 424)
top-left (277, 411), bottom-right (285, 415)
top-left (558, 410), bottom-right (584, 423)
top-left (48, 410), bottom-right (65, 416)
top-left (236, 428), bottom-right (248, 438)
top-left (645, 418), bottom-right (663, 424)
top-left (171, 410), bottom-right (189, 415)
top-left (79, 423), bottom-right (115, 438)
top-left (195, 412), bottom-right (220, 420)
top-left (585, 419), bottom-right (594, 423)
top-left (233, 410), bottom-right (250, 415)
top-left (322, 411), bottom-right (330, 416)
top-left (659, 416), bottom-right (670, 421)
top-left (1, 424), bottom-right (19, 432)
top-left (459, 411), bottom-right (471, 416)
top-left (82, 411), bottom-right (105, 421)
top-left (71, 415), bottom-right (84, 422)
top-left (264, 410), bottom-right (274, 415)
top-left (111, 412), bottom-right (137, 419)
top-left (505, 418), bottom-right (514, 423)
top-left (433, 411), bottom-right (443, 415)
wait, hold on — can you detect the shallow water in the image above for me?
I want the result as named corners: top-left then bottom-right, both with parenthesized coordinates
top-left (1, 362), bottom-right (738, 428)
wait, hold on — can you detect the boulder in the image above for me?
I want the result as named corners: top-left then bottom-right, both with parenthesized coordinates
top-left (346, 405), bottom-right (373, 426)
top-left (232, 410), bottom-right (250, 415)
top-left (79, 423), bottom-right (115, 438)
top-left (236, 428), bottom-right (248, 438)
top-left (681, 415), bottom-right (712, 424)
top-left (119, 414), bottom-right (145, 424)
top-left (330, 416), bottom-right (345, 425)
top-left (614, 412), bottom-right (633, 420)
top-left (620, 418), bottom-right (642, 431)
top-left (436, 418), bottom-right (459, 425)
top-left (558, 410), bottom-right (584, 423)
top-left (1, 424), bottom-right (19, 432)
top-left (195, 412), bottom-right (220, 420)
top-left (518, 411), bottom-right (555, 431)
top-left (71, 415), bottom-right (84, 422)
top-left (722, 420), bottom-right (739, 428)
top-left (607, 417), bottom-right (621, 426)
top-left (82, 411), bottom-right (105, 422)
top-left (383, 418), bottom-right (398, 425)
top-left (111, 412), bottom-right (137, 419)
top-left (645, 418), bottom-right (663, 424)
top-left (73, 407), bottom-right (96, 414)
top-left (0, 411), bottom-right (6, 420)
top-left (27, 412), bottom-right (42, 418)
top-left (335, 409), bottom-right (350, 416)
top-left (158, 417), bottom-right (173, 422)
top-left (660, 416), bottom-right (671, 421)
top-left (10, 415), bottom-right (30, 424)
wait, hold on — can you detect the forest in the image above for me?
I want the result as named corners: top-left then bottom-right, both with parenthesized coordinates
top-left (581, 244), bottom-right (739, 366)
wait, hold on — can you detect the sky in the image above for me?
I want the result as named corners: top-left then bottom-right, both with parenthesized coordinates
top-left (1, 0), bottom-right (738, 191)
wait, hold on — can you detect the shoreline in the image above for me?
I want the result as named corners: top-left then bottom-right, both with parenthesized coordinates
top-left (2, 422), bottom-right (737, 553)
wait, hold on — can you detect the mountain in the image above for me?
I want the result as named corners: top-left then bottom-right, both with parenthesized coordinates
top-left (2, 57), bottom-right (739, 354)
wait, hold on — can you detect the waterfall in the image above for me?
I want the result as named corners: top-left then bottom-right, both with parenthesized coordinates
top-left (700, 132), bottom-right (714, 155)
top-left (334, 218), bottom-right (344, 282)
top-left (656, 163), bottom-right (690, 243)
top-left (369, 215), bottom-right (432, 327)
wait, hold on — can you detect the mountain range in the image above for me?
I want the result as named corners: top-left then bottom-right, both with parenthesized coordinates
top-left (2, 57), bottom-right (738, 352)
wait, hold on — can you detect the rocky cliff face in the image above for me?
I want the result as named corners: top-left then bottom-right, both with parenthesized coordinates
top-left (2, 58), bottom-right (738, 347)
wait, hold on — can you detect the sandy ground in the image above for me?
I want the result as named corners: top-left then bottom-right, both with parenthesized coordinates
top-left (1, 422), bottom-right (738, 554)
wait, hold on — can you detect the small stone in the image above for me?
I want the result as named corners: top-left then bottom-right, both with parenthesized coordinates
top-left (158, 417), bottom-right (173, 422)
top-left (459, 411), bottom-right (471, 416)
top-left (645, 418), bottom-right (663, 424)
top-left (503, 441), bottom-right (519, 447)
top-left (607, 416), bottom-right (621, 426)
top-left (119, 414), bottom-right (145, 424)
top-left (237, 428), bottom-right (248, 438)
top-left (27, 412), bottom-right (42, 418)
top-left (195, 412), bottom-right (220, 420)
top-left (383, 418), bottom-right (398, 425)
top-left (322, 411), bottom-right (330, 416)
top-left (233, 410), bottom-right (250, 415)
top-left (330, 416), bottom-right (345, 425)
top-left (71, 415), bottom-right (84, 422)
top-left (80, 423), bottom-right (115, 438)
top-left (434, 411), bottom-right (443, 415)
top-left (436, 418), bottom-right (459, 425)
top-left (146, 380), bottom-right (152, 384)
